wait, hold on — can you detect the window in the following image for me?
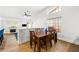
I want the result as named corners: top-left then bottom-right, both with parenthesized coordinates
top-left (47, 6), bottom-right (62, 32)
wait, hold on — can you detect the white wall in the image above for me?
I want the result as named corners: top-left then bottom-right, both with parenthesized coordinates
top-left (58, 6), bottom-right (79, 45)
top-left (0, 17), bottom-right (26, 33)
top-left (31, 8), bottom-right (48, 28)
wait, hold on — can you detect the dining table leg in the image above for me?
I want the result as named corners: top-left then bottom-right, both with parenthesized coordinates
top-left (54, 32), bottom-right (57, 44)
top-left (37, 38), bottom-right (41, 52)
top-left (30, 38), bottom-right (32, 48)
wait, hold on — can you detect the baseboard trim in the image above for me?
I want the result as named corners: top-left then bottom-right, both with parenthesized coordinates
top-left (58, 37), bottom-right (79, 45)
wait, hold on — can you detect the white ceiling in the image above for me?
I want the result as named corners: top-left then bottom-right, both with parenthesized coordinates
top-left (0, 6), bottom-right (50, 19)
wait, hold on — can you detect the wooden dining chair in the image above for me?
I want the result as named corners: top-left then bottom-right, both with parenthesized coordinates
top-left (47, 27), bottom-right (54, 47)
top-left (37, 28), bottom-right (53, 51)
top-left (48, 27), bottom-right (58, 44)
top-left (40, 33), bottom-right (54, 51)
top-left (53, 31), bottom-right (57, 44)
top-left (30, 31), bottom-right (38, 51)
top-left (46, 33), bottom-right (53, 47)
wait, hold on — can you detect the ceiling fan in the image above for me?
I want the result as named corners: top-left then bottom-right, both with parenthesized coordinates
top-left (24, 10), bottom-right (31, 17)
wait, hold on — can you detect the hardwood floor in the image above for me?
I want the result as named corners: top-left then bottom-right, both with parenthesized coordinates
top-left (0, 34), bottom-right (79, 52)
